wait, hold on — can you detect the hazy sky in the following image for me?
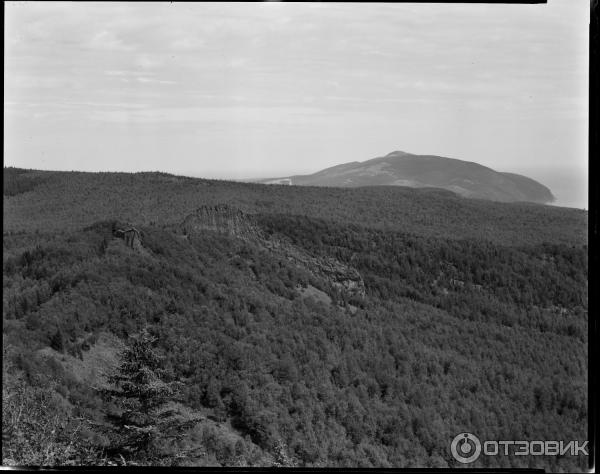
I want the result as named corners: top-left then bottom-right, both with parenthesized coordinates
top-left (4, 1), bottom-right (589, 207)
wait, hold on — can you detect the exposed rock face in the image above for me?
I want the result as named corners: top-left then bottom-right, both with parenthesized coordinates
top-left (329, 269), bottom-right (365, 299)
top-left (267, 240), bottom-right (366, 299)
top-left (114, 226), bottom-right (143, 251)
top-left (181, 204), bottom-right (365, 299)
top-left (181, 204), bottom-right (263, 240)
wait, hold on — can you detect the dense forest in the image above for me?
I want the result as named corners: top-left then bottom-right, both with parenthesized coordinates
top-left (2, 168), bottom-right (588, 470)
top-left (3, 167), bottom-right (586, 245)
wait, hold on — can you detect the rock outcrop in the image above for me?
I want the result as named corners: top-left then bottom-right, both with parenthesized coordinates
top-left (113, 226), bottom-right (143, 251)
top-left (181, 204), bottom-right (365, 299)
top-left (271, 243), bottom-right (365, 299)
top-left (181, 204), bottom-right (263, 240)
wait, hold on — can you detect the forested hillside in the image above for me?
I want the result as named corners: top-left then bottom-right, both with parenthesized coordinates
top-left (3, 168), bottom-right (586, 245)
top-left (2, 168), bottom-right (588, 470)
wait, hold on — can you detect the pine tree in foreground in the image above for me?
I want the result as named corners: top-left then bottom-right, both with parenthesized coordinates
top-left (101, 328), bottom-right (202, 465)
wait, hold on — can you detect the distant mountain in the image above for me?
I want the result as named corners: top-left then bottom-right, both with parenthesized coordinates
top-left (257, 151), bottom-right (555, 204)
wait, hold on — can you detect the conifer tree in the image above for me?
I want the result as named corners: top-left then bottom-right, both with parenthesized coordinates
top-left (102, 328), bottom-right (198, 464)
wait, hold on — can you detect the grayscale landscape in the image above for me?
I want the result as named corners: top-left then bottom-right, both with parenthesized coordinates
top-left (3, 1), bottom-right (589, 470)
top-left (255, 150), bottom-right (556, 203)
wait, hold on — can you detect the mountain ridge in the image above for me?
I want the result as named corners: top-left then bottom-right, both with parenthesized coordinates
top-left (256, 151), bottom-right (555, 204)
top-left (3, 166), bottom-right (586, 247)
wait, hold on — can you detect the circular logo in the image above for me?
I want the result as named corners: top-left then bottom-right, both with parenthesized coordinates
top-left (451, 432), bottom-right (481, 464)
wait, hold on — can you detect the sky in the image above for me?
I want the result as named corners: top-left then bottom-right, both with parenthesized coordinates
top-left (4, 1), bottom-right (589, 208)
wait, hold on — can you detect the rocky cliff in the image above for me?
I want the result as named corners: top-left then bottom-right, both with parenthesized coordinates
top-left (181, 205), bottom-right (365, 300)
top-left (181, 204), bottom-right (263, 240)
